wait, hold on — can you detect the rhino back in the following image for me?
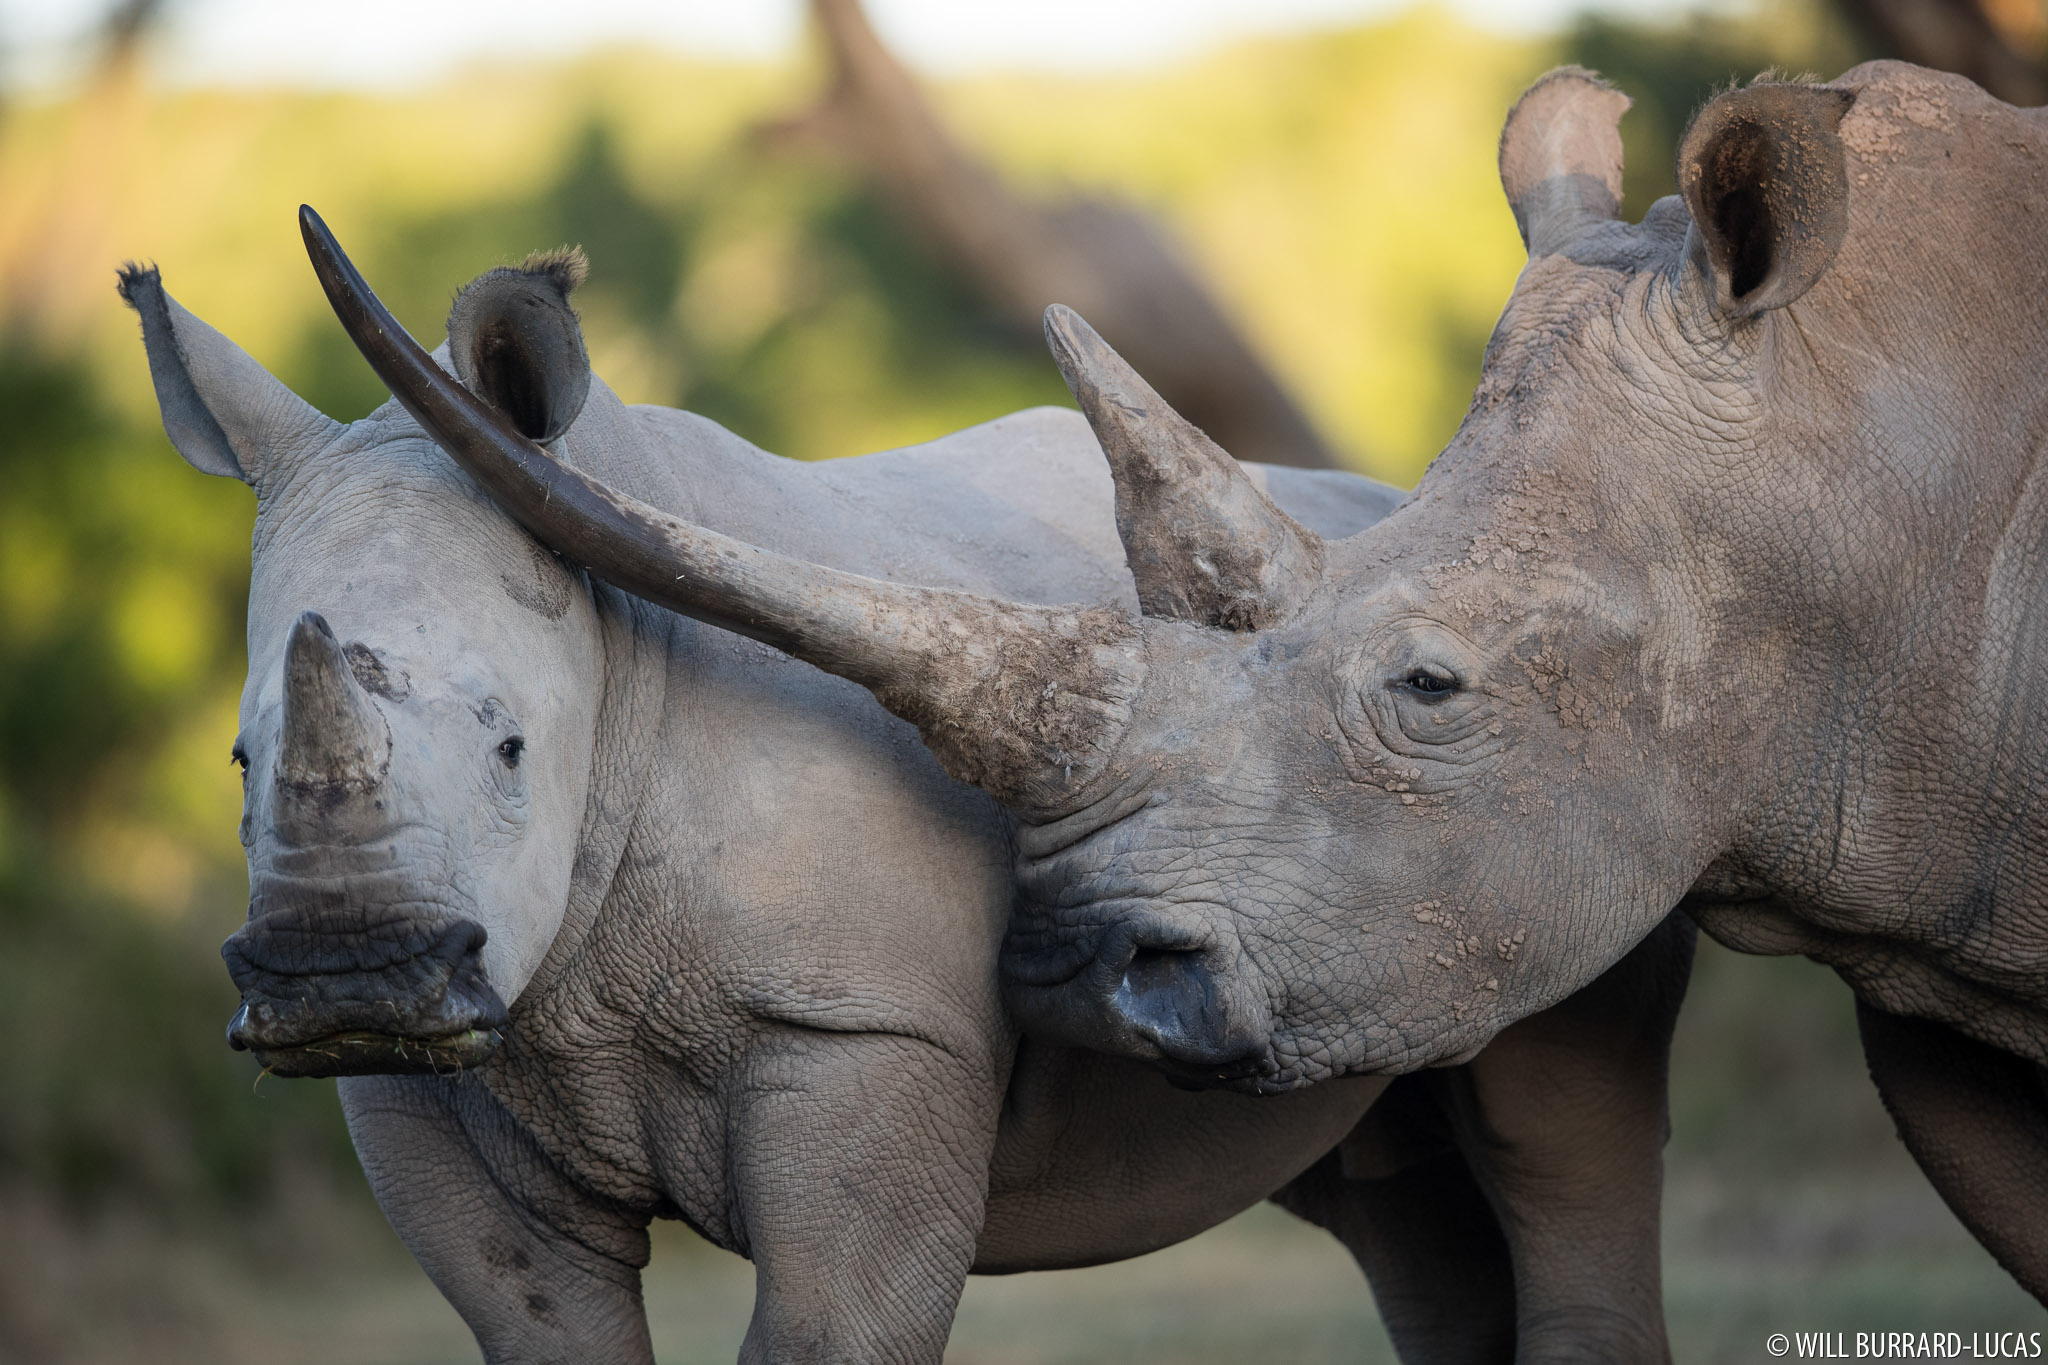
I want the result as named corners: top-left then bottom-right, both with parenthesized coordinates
top-left (497, 384), bottom-right (1403, 1239)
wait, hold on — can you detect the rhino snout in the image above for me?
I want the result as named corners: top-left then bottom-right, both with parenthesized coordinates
top-left (1005, 908), bottom-right (1276, 1087)
top-left (1109, 944), bottom-right (1273, 1083)
top-left (223, 903), bottom-right (509, 1078)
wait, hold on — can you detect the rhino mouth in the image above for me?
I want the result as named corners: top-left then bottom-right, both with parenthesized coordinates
top-left (222, 884), bottom-right (511, 1078)
top-left (231, 1017), bottom-right (503, 1078)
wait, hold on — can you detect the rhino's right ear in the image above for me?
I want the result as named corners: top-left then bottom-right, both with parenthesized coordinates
top-left (444, 248), bottom-right (591, 445)
top-left (1677, 81), bottom-right (1856, 319)
top-left (117, 264), bottom-right (341, 486)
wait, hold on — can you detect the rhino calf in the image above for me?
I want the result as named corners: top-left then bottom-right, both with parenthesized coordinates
top-left (129, 217), bottom-right (1693, 1363)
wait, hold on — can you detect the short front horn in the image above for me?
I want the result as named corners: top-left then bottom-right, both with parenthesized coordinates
top-left (277, 611), bottom-right (389, 791)
top-left (297, 206), bottom-right (1143, 813)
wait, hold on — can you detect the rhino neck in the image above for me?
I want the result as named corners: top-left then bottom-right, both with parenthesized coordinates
top-left (1680, 93), bottom-right (2048, 1039)
top-left (1729, 417), bottom-right (2048, 976)
top-left (503, 381), bottom-right (871, 1009)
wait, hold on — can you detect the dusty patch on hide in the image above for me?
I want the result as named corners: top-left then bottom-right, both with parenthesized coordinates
top-left (344, 641), bottom-right (410, 702)
top-left (501, 539), bottom-right (576, 620)
top-left (873, 603), bottom-right (1145, 815)
top-left (1842, 69), bottom-right (1952, 167)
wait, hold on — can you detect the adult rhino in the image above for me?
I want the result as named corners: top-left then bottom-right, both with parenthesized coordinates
top-left (366, 60), bottom-right (2048, 1302)
top-left (132, 225), bottom-right (1693, 1363)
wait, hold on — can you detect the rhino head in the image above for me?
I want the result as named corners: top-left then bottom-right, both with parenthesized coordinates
top-left (306, 61), bottom-right (2048, 1089)
top-left (124, 252), bottom-right (607, 1076)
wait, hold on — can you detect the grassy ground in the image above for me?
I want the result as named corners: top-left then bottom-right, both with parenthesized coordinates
top-left (3, 941), bottom-right (2042, 1365)
top-left (1655, 945), bottom-right (2047, 1361)
top-left (3, 1171), bottom-right (2034, 1365)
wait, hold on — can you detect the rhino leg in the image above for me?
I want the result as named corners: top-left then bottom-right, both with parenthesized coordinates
top-left (728, 1027), bottom-right (1000, 1365)
top-left (1857, 1001), bottom-right (2048, 1302)
top-left (1273, 914), bottom-right (1693, 1363)
top-left (339, 1074), bottom-right (657, 1365)
top-left (1272, 1088), bottom-right (1517, 1364)
top-left (1436, 911), bottom-right (1696, 1365)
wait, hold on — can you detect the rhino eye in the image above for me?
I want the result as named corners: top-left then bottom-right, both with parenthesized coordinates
top-left (231, 745), bottom-right (250, 777)
top-left (497, 736), bottom-right (525, 767)
top-left (1398, 669), bottom-right (1459, 700)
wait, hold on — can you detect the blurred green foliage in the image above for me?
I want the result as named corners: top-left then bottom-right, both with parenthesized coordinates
top-left (0, 0), bottom-right (1906, 1261)
top-left (0, 344), bottom-right (347, 1216)
top-left (0, 347), bottom-right (235, 825)
top-left (0, 859), bottom-right (353, 1213)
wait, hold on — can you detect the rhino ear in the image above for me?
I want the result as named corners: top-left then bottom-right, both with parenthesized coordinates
top-left (1499, 67), bottom-right (1630, 258)
top-left (445, 248), bottom-right (592, 445)
top-left (1677, 81), bottom-right (1856, 319)
top-left (118, 264), bottom-right (340, 486)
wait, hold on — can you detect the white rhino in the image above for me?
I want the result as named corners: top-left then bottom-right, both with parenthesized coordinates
top-left (128, 221), bottom-right (1692, 1363)
top-left (382, 61), bottom-right (2048, 1305)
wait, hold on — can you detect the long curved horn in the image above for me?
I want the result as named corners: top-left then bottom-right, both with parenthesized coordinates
top-left (297, 206), bottom-right (1140, 811)
top-left (1044, 305), bottom-right (1322, 631)
top-left (1498, 67), bottom-right (1630, 258)
top-left (278, 610), bottom-right (389, 790)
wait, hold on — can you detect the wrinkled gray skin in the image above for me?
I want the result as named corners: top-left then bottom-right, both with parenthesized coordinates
top-left (1002, 62), bottom-right (2048, 1299)
top-left (126, 248), bottom-right (1693, 1364)
top-left (386, 62), bottom-right (2048, 1304)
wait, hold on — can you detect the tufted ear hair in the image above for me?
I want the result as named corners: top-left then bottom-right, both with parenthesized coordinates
top-left (118, 264), bottom-right (341, 487)
top-left (1677, 80), bottom-right (1856, 319)
top-left (445, 248), bottom-right (592, 445)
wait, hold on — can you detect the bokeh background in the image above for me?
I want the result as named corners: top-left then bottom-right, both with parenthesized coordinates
top-left (3, 0), bottom-right (2047, 1360)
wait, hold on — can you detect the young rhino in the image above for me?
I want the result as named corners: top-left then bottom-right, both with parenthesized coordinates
top-left (136, 221), bottom-right (1692, 1364)
top-left (370, 62), bottom-right (2048, 1305)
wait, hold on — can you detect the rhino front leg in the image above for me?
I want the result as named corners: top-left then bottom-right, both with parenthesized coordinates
top-left (1272, 1092), bottom-right (1517, 1365)
top-left (728, 1027), bottom-right (1000, 1365)
top-left (339, 1073), bottom-right (657, 1365)
top-left (1437, 910), bottom-right (1697, 1364)
top-left (1857, 1001), bottom-right (2048, 1302)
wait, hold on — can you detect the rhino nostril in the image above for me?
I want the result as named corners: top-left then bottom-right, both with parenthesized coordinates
top-left (1116, 947), bottom-right (1218, 1042)
top-left (1124, 946), bottom-right (1201, 991)
top-left (1111, 946), bottom-right (1270, 1074)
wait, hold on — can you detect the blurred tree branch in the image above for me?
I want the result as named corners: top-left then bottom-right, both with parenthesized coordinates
top-left (761, 0), bottom-right (1344, 469)
top-left (0, 0), bottom-right (172, 339)
top-left (1834, 0), bottom-right (2047, 103)
top-left (99, 0), bottom-right (171, 70)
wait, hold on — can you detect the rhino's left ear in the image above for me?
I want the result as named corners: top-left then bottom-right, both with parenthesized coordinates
top-left (445, 248), bottom-right (591, 445)
top-left (1677, 81), bottom-right (1856, 319)
top-left (118, 264), bottom-right (341, 487)
top-left (1500, 67), bottom-right (1630, 258)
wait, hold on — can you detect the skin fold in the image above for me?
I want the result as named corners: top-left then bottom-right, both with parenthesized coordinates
top-left (357, 62), bottom-right (2048, 1307)
top-left (126, 249), bottom-right (1693, 1363)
